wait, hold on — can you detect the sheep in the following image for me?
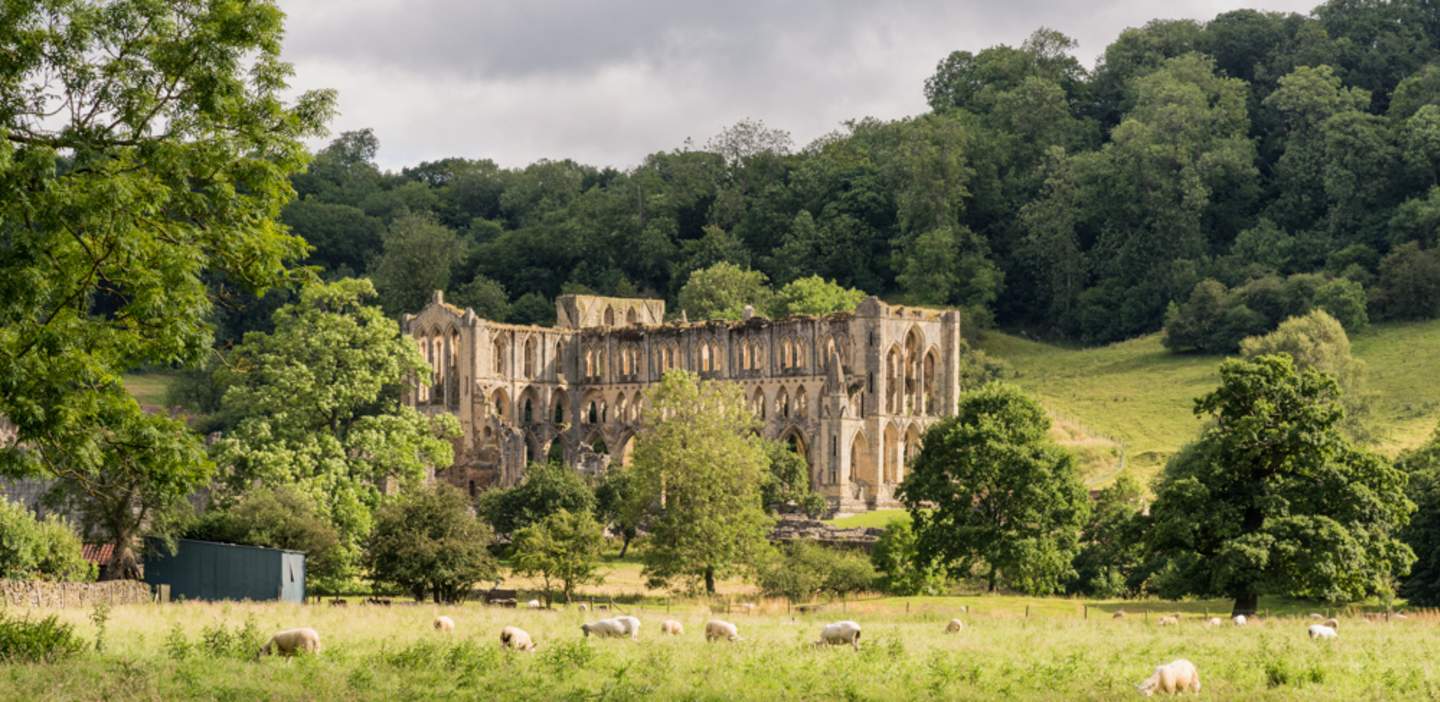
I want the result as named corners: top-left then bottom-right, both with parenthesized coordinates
top-left (1323, 617), bottom-right (1339, 630)
top-left (258, 628), bottom-right (322, 659)
top-left (500, 625), bottom-right (536, 652)
top-left (1309, 613), bottom-right (1323, 620)
top-left (815, 620), bottom-right (862, 651)
top-left (615, 615), bottom-right (641, 639)
top-left (433, 615), bottom-right (455, 633)
top-left (1158, 615), bottom-right (1180, 627)
top-left (1137, 658), bottom-right (1201, 696)
top-left (1112, 610), bottom-right (1126, 620)
top-left (1308, 624), bottom-right (1338, 640)
top-left (705, 619), bottom-right (742, 642)
top-left (527, 599), bottom-right (543, 609)
top-left (580, 618), bottom-right (628, 638)
top-left (1232, 614), bottom-right (1247, 626)
top-left (661, 619), bottom-right (684, 636)
top-left (1204, 617), bottom-right (1222, 627)
top-left (945, 619), bottom-right (965, 633)
top-left (737, 602), bottom-right (758, 615)
top-left (578, 603), bottom-right (589, 612)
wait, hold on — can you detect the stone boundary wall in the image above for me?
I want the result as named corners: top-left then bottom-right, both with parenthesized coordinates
top-left (2, 579), bottom-right (153, 608)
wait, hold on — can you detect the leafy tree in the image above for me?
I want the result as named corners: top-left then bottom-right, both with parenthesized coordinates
top-left (281, 200), bottom-right (384, 277)
top-left (898, 384), bottom-right (1088, 594)
top-left (511, 509), bottom-right (606, 605)
top-left (1374, 241), bottom-right (1440, 320)
top-left (594, 468), bottom-right (642, 557)
top-left (211, 279), bottom-right (459, 578)
top-left (1069, 474), bottom-right (1146, 597)
top-left (760, 439), bottom-right (827, 518)
top-left (187, 486), bottom-right (345, 593)
top-left (477, 462), bottom-right (596, 537)
top-left (1399, 425), bottom-right (1440, 605)
top-left (629, 371), bottom-right (774, 593)
top-left (369, 213), bottom-right (469, 315)
top-left (0, 499), bottom-right (93, 582)
top-left (509, 292), bottom-right (556, 326)
top-left (757, 541), bottom-right (877, 602)
top-left (871, 521), bottom-right (948, 596)
top-left (1239, 309), bottom-right (1368, 418)
top-left (449, 274), bottom-right (511, 321)
top-left (1146, 356), bottom-right (1414, 614)
top-left (769, 276), bottom-right (865, 318)
top-left (676, 263), bottom-right (773, 321)
top-left (0, 0), bottom-right (331, 577)
top-left (366, 483), bottom-right (498, 603)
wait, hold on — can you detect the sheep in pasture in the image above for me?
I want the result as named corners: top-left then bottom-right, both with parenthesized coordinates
top-left (615, 615), bottom-right (641, 639)
top-left (500, 626), bottom-right (536, 652)
top-left (433, 615), bottom-right (455, 632)
top-left (945, 619), bottom-right (965, 633)
top-left (661, 619), bottom-right (683, 636)
top-left (1204, 617), bottom-right (1222, 627)
top-left (705, 619), bottom-right (742, 642)
top-left (580, 618), bottom-right (628, 638)
top-left (1232, 614), bottom-right (1247, 626)
top-left (1308, 624), bottom-right (1338, 640)
top-left (578, 603), bottom-right (589, 612)
top-left (815, 620), bottom-right (862, 651)
top-left (258, 628), bottom-right (322, 659)
top-left (1112, 610), bottom-right (1126, 620)
top-left (1323, 617), bottom-right (1339, 629)
top-left (1137, 658), bottom-right (1201, 696)
top-left (527, 599), bottom-right (543, 609)
top-left (1158, 615), bottom-right (1179, 627)
top-left (1310, 613), bottom-right (1323, 620)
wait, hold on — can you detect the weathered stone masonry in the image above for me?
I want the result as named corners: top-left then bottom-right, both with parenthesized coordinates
top-left (402, 293), bottom-right (963, 512)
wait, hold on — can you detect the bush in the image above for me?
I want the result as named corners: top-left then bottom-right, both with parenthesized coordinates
top-left (1374, 242), bottom-right (1440, 320)
top-left (477, 462), bottom-right (596, 537)
top-left (187, 486), bottom-right (346, 592)
top-left (1163, 273), bottom-right (1370, 354)
top-left (761, 440), bottom-right (827, 518)
top-left (511, 509), bottom-right (605, 605)
top-left (870, 521), bottom-right (949, 595)
top-left (758, 541), bottom-right (877, 601)
top-left (0, 611), bottom-right (85, 663)
top-left (367, 483), bottom-right (498, 602)
top-left (0, 498), bottom-right (93, 581)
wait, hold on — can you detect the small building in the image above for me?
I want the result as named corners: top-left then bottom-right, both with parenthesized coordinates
top-left (144, 538), bottom-right (306, 603)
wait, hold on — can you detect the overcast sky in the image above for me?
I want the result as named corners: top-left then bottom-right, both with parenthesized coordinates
top-left (278, 0), bottom-right (1318, 171)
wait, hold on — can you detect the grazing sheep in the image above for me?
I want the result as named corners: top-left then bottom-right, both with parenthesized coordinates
top-left (1309, 613), bottom-right (1323, 620)
top-left (1137, 659), bottom-right (1201, 696)
top-left (258, 628), bottom-right (322, 658)
top-left (816, 620), bottom-right (862, 651)
top-left (527, 599), bottom-right (543, 609)
top-left (1158, 615), bottom-right (1179, 627)
top-left (945, 619), bottom-right (965, 633)
top-left (1112, 611), bottom-right (1126, 620)
top-left (1204, 617), bottom-right (1222, 627)
top-left (596, 604), bottom-right (610, 611)
top-left (1322, 617), bottom-right (1339, 630)
top-left (433, 615), bottom-right (455, 632)
top-left (578, 603), bottom-right (589, 612)
top-left (1232, 614), bottom-right (1247, 626)
top-left (615, 615), bottom-right (641, 639)
top-left (580, 618), bottom-right (628, 638)
top-left (705, 619), bottom-right (742, 642)
top-left (661, 619), bottom-right (683, 636)
top-left (500, 625), bottom-right (536, 652)
top-left (1308, 624), bottom-right (1338, 640)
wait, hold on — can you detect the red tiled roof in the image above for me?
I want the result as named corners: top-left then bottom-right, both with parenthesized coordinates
top-left (82, 543), bottom-right (114, 566)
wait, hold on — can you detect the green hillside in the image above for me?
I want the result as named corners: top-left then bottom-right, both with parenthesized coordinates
top-left (979, 319), bottom-right (1440, 487)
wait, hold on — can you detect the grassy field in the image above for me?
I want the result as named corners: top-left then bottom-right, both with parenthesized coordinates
top-left (979, 319), bottom-right (1440, 486)
top-left (5, 598), bottom-right (1438, 700)
top-left (121, 371), bottom-right (180, 410)
top-left (824, 509), bottom-right (910, 530)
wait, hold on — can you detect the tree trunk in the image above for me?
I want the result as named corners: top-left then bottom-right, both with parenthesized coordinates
top-left (1232, 590), bottom-right (1259, 617)
top-left (618, 531), bottom-right (634, 558)
top-left (987, 565), bottom-right (998, 593)
top-left (704, 565), bottom-right (716, 594)
top-left (100, 535), bottom-right (141, 581)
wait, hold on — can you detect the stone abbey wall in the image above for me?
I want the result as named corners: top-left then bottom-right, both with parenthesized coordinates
top-left (402, 292), bottom-right (963, 512)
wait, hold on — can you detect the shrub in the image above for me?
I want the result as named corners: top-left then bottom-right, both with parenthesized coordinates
top-left (1163, 273), bottom-right (1370, 354)
top-left (1374, 241), bottom-right (1440, 320)
top-left (0, 498), bottom-right (93, 581)
top-left (476, 461), bottom-right (596, 537)
top-left (758, 541), bottom-right (877, 601)
top-left (871, 521), bottom-right (949, 596)
top-left (367, 483), bottom-right (498, 602)
top-left (0, 611), bottom-right (85, 663)
top-left (511, 509), bottom-right (606, 605)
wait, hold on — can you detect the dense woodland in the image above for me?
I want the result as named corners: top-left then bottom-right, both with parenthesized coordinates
top-left (257, 1), bottom-right (1440, 351)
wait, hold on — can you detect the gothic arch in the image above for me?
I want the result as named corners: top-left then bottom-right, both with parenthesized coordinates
top-left (850, 430), bottom-right (877, 488)
top-left (615, 433), bottom-right (636, 467)
top-left (519, 386), bottom-right (540, 424)
top-left (491, 387), bottom-right (510, 421)
top-left (551, 388), bottom-right (569, 425)
top-left (883, 422), bottom-right (901, 484)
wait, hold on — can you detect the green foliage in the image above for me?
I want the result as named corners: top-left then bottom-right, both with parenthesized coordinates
top-left (1146, 356), bottom-right (1414, 613)
top-left (187, 485), bottom-right (346, 593)
top-left (366, 483), bottom-right (498, 603)
top-left (1374, 242), bottom-right (1440, 320)
top-left (594, 468), bottom-right (641, 557)
top-left (899, 384), bottom-right (1088, 595)
top-left (196, 616), bottom-right (265, 660)
top-left (1239, 310), bottom-right (1370, 432)
top-left (477, 462), bottom-right (597, 537)
top-left (1163, 274), bottom-right (1369, 353)
top-left (769, 276), bottom-right (865, 318)
top-left (212, 279), bottom-right (459, 579)
top-left (1401, 424), bottom-right (1440, 605)
top-left (757, 541), bottom-right (876, 601)
top-left (1069, 474), bottom-right (1146, 598)
top-left (511, 509), bottom-right (606, 605)
top-left (871, 521), bottom-right (949, 596)
top-left (370, 213), bottom-right (470, 315)
top-left (0, 611), bottom-right (84, 664)
top-left (760, 440), bottom-right (827, 518)
top-left (0, 498), bottom-right (93, 582)
top-left (677, 263), bottom-right (773, 321)
top-left (449, 274), bottom-right (511, 321)
top-left (629, 371), bottom-right (774, 593)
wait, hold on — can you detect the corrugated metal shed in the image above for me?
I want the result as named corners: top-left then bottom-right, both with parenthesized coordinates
top-left (144, 538), bottom-right (305, 603)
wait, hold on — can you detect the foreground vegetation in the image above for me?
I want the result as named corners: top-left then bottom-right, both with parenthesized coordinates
top-left (5, 600), bottom-right (1440, 700)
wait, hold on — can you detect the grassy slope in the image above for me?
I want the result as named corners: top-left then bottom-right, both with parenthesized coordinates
top-left (122, 371), bottom-right (180, 410)
top-left (978, 319), bottom-right (1440, 487)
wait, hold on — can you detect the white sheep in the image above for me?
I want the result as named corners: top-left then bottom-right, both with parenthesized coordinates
top-left (578, 603), bottom-right (589, 612)
top-left (1322, 617), bottom-right (1339, 630)
top-left (945, 619), bottom-right (965, 633)
top-left (433, 615), bottom-right (455, 632)
top-left (1204, 617), bottom-right (1222, 627)
top-left (1308, 624), bottom-right (1338, 640)
top-left (1232, 614), bottom-right (1247, 626)
top-left (580, 618), bottom-right (628, 639)
top-left (816, 620), bottom-right (862, 650)
top-left (258, 628), bottom-right (322, 658)
top-left (1158, 615), bottom-right (1179, 627)
top-left (615, 615), bottom-right (641, 639)
top-left (527, 599), bottom-right (543, 609)
top-left (661, 619), bottom-right (684, 636)
top-left (705, 619), bottom-right (742, 642)
top-left (1309, 613), bottom-right (1323, 620)
top-left (500, 625), bottom-right (536, 652)
top-left (1137, 658), bottom-right (1201, 696)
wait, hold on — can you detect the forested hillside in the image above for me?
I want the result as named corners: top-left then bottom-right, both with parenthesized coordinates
top-left (247, 0), bottom-right (1440, 354)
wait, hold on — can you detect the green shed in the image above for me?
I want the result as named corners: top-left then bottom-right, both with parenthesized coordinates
top-left (144, 538), bottom-right (306, 603)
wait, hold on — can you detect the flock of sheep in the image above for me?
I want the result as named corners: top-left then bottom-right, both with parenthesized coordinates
top-left (252, 606), bottom-right (1367, 696)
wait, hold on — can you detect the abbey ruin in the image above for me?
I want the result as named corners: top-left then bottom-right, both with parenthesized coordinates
top-left (403, 293), bottom-right (964, 512)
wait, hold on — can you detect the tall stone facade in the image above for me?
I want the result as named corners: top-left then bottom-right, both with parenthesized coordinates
top-left (402, 292), bottom-right (963, 512)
